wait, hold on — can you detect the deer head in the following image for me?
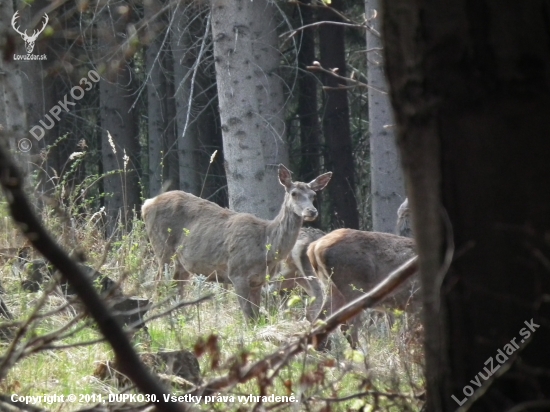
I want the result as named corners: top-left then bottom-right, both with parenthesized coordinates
top-left (12, 11), bottom-right (49, 54)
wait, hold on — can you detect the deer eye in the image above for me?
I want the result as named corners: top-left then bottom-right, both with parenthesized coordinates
top-left (291, 191), bottom-right (297, 197)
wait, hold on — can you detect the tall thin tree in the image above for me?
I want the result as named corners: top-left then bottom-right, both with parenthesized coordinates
top-left (366, 0), bottom-right (405, 233)
top-left (97, 1), bottom-right (141, 234)
top-left (318, 0), bottom-right (359, 229)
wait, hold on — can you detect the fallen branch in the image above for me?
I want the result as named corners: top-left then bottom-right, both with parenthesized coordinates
top-left (191, 256), bottom-right (419, 395)
top-left (0, 142), bottom-right (186, 412)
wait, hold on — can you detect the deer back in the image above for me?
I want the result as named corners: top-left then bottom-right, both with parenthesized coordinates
top-left (142, 191), bottom-right (272, 276)
top-left (308, 229), bottom-right (417, 309)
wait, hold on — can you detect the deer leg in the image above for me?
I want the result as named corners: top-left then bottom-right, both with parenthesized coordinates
top-left (341, 316), bottom-right (360, 349)
top-left (294, 275), bottom-right (324, 321)
top-left (173, 260), bottom-right (190, 297)
top-left (230, 275), bottom-right (256, 321)
top-left (316, 283), bottom-right (349, 350)
top-left (229, 272), bottom-right (263, 321)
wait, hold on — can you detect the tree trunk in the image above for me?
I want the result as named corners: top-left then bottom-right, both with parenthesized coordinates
top-left (210, 0), bottom-right (289, 219)
top-left (383, 1), bottom-right (550, 410)
top-left (97, 2), bottom-right (140, 235)
top-left (318, 1), bottom-right (359, 229)
top-left (163, 44), bottom-right (180, 192)
top-left (366, 0), bottom-right (405, 234)
top-left (171, 3), bottom-right (202, 195)
top-left (0, 0), bottom-right (26, 156)
top-left (297, 0), bottom-right (321, 183)
top-left (145, 0), bottom-right (167, 197)
top-left (17, 1), bottom-right (61, 190)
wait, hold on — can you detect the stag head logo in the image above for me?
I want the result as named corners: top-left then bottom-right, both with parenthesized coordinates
top-left (11, 11), bottom-right (49, 54)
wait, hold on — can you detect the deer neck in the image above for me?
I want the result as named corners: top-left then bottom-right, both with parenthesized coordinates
top-left (266, 196), bottom-right (303, 261)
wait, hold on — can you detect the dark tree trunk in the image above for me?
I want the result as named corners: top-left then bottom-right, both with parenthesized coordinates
top-left (17, 1), bottom-right (62, 191)
top-left (98, 2), bottom-right (140, 235)
top-left (0, 0), bottom-right (26, 153)
top-left (383, 1), bottom-right (550, 410)
top-left (171, 2), bottom-right (204, 195)
top-left (318, 1), bottom-right (359, 229)
top-left (145, 0), bottom-right (168, 197)
top-left (163, 45), bottom-right (180, 192)
top-left (297, 0), bottom-right (321, 183)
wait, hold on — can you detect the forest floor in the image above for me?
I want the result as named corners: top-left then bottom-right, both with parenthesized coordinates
top-left (0, 200), bottom-right (424, 411)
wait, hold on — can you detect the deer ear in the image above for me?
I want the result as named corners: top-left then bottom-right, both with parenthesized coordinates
top-left (278, 164), bottom-right (293, 189)
top-left (308, 172), bottom-right (332, 191)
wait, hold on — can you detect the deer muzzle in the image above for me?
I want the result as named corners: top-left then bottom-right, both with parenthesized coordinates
top-left (302, 208), bottom-right (318, 221)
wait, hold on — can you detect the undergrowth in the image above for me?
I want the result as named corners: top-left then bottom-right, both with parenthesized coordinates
top-left (0, 186), bottom-right (424, 411)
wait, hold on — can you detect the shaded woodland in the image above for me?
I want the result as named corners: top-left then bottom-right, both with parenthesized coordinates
top-left (0, 0), bottom-right (549, 411)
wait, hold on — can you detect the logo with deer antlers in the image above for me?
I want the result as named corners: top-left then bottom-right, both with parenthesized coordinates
top-left (11, 11), bottom-right (49, 54)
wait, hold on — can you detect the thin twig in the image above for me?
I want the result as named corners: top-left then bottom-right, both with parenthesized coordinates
top-left (307, 64), bottom-right (387, 94)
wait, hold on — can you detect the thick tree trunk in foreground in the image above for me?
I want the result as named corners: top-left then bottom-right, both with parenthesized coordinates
top-left (366, 0), bottom-right (405, 234)
top-left (318, 0), bottom-right (359, 229)
top-left (383, 1), bottom-right (550, 410)
top-left (210, 0), bottom-right (289, 219)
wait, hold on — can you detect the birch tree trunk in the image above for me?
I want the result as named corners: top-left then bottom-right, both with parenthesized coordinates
top-left (210, 0), bottom-right (289, 219)
top-left (366, 0), bottom-right (405, 233)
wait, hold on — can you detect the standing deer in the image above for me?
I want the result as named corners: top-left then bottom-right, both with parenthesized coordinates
top-left (142, 165), bottom-right (331, 320)
top-left (308, 229), bottom-right (417, 348)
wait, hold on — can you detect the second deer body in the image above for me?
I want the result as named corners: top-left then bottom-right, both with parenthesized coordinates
top-left (308, 229), bottom-right (417, 347)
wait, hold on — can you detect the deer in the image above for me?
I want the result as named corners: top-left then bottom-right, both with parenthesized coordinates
top-left (268, 227), bottom-right (326, 320)
top-left (142, 165), bottom-right (332, 320)
top-left (11, 11), bottom-right (49, 54)
top-left (307, 229), bottom-right (418, 348)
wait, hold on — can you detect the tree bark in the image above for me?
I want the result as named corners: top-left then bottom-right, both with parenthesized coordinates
top-left (210, 0), bottom-right (289, 219)
top-left (0, 0), bottom-right (26, 153)
top-left (366, 0), bottom-right (405, 233)
top-left (171, 3), bottom-right (202, 195)
top-left (163, 44), bottom-right (180, 192)
top-left (383, 0), bottom-right (550, 410)
top-left (97, 2), bottom-right (140, 235)
top-left (297, 0), bottom-right (321, 183)
top-left (17, 1), bottom-right (61, 190)
top-left (318, 0), bottom-right (359, 229)
top-left (145, 0), bottom-right (168, 197)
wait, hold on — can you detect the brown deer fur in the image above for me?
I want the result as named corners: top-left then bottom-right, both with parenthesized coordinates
top-left (142, 165), bottom-right (331, 320)
top-left (308, 229), bottom-right (417, 347)
top-left (269, 227), bottom-right (326, 320)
